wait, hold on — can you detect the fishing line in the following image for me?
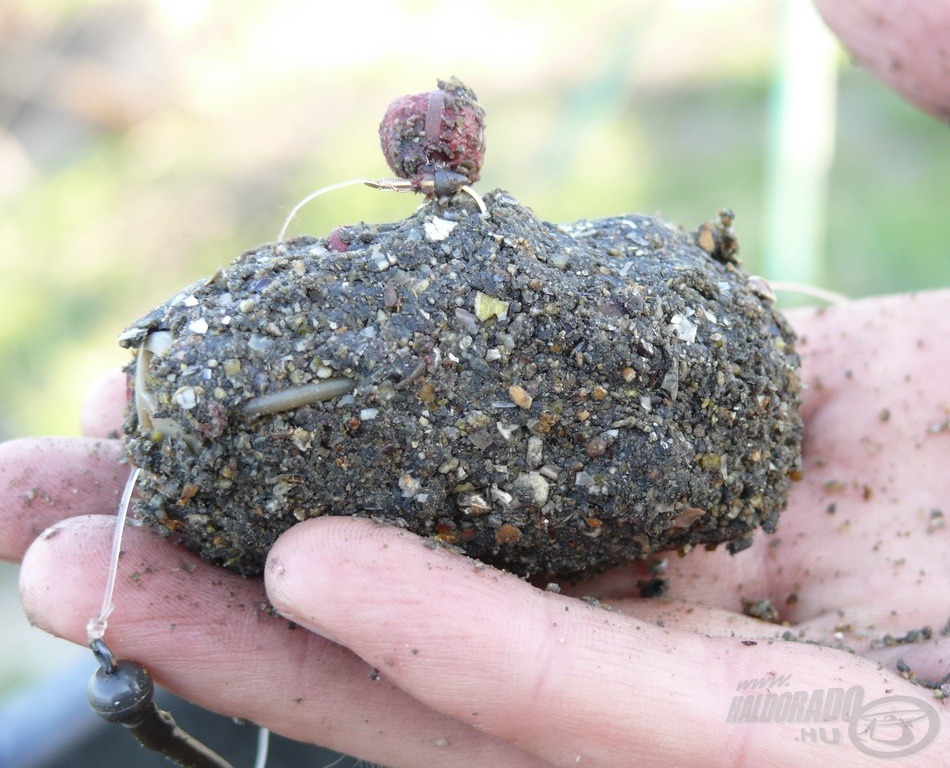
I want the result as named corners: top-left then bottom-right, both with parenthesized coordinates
top-left (84, 468), bottom-right (267, 768)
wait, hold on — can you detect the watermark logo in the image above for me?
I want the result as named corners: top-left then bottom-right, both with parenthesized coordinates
top-left (850, 695), bottom-right (941, 759)
top-left (726, 675), bottom-right (941, 758)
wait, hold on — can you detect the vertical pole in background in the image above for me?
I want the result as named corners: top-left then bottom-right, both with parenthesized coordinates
top-left (765, 0), bottom-right (839, 293)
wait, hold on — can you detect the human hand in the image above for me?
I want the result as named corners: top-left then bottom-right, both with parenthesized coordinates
top-left (813, 0), bottom-right (950, 119)
top-left (2, 290), bottom-right (947, 767)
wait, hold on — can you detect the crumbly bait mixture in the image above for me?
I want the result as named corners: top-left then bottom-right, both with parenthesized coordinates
top-left (121, 191), bottom-right (802, 578)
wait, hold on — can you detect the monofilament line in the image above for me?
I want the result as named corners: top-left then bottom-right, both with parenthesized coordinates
top-left (86, 467), bottom-right (141, 644)
top-left (277, 179), bottom-right (377, 242)
top-left (277, 178), bottom-right (487, 242)
top-left (769, 281), bottom-right (849, 305)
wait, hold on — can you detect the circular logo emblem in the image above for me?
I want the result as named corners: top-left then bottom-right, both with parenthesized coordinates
top-left (849, 695), bottom-right (941, 759)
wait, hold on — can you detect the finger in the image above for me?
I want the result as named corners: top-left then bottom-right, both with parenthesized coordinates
top-left (0, 437), bottom-right (128, 562)
top-left (605, 597), bottom-right (950, 685)
top-left (865, 638), bottom-right (950, 686)
top-left (814, 0), bottom-right (950, 119)
top-left (80, 368), bottom-right (129, 439)
top-left (601, 597), bottom-right (790, 638)
top-left (19, 515), bottom-right (552, 768)
top-left (268, 517), bottom-right (948, 768)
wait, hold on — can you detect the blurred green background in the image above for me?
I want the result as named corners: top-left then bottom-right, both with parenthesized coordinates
top-left (1, 0), bottom-right (948, 443)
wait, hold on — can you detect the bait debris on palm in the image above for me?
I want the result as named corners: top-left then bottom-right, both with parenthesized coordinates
top-left (119, 78), bottom-right (803, 579)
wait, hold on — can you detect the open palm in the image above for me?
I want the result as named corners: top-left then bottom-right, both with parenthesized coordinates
top-left (574, 290), bottom-right (949, 670)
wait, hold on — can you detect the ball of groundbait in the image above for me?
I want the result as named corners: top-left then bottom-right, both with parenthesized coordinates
top-left (119, 192), bottom-right (802, 579)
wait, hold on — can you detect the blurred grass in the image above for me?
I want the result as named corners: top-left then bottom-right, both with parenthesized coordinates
top-left (825, 78), bottom-right (950, 295)
top-left (0, 0), bottom-right (948, 444)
